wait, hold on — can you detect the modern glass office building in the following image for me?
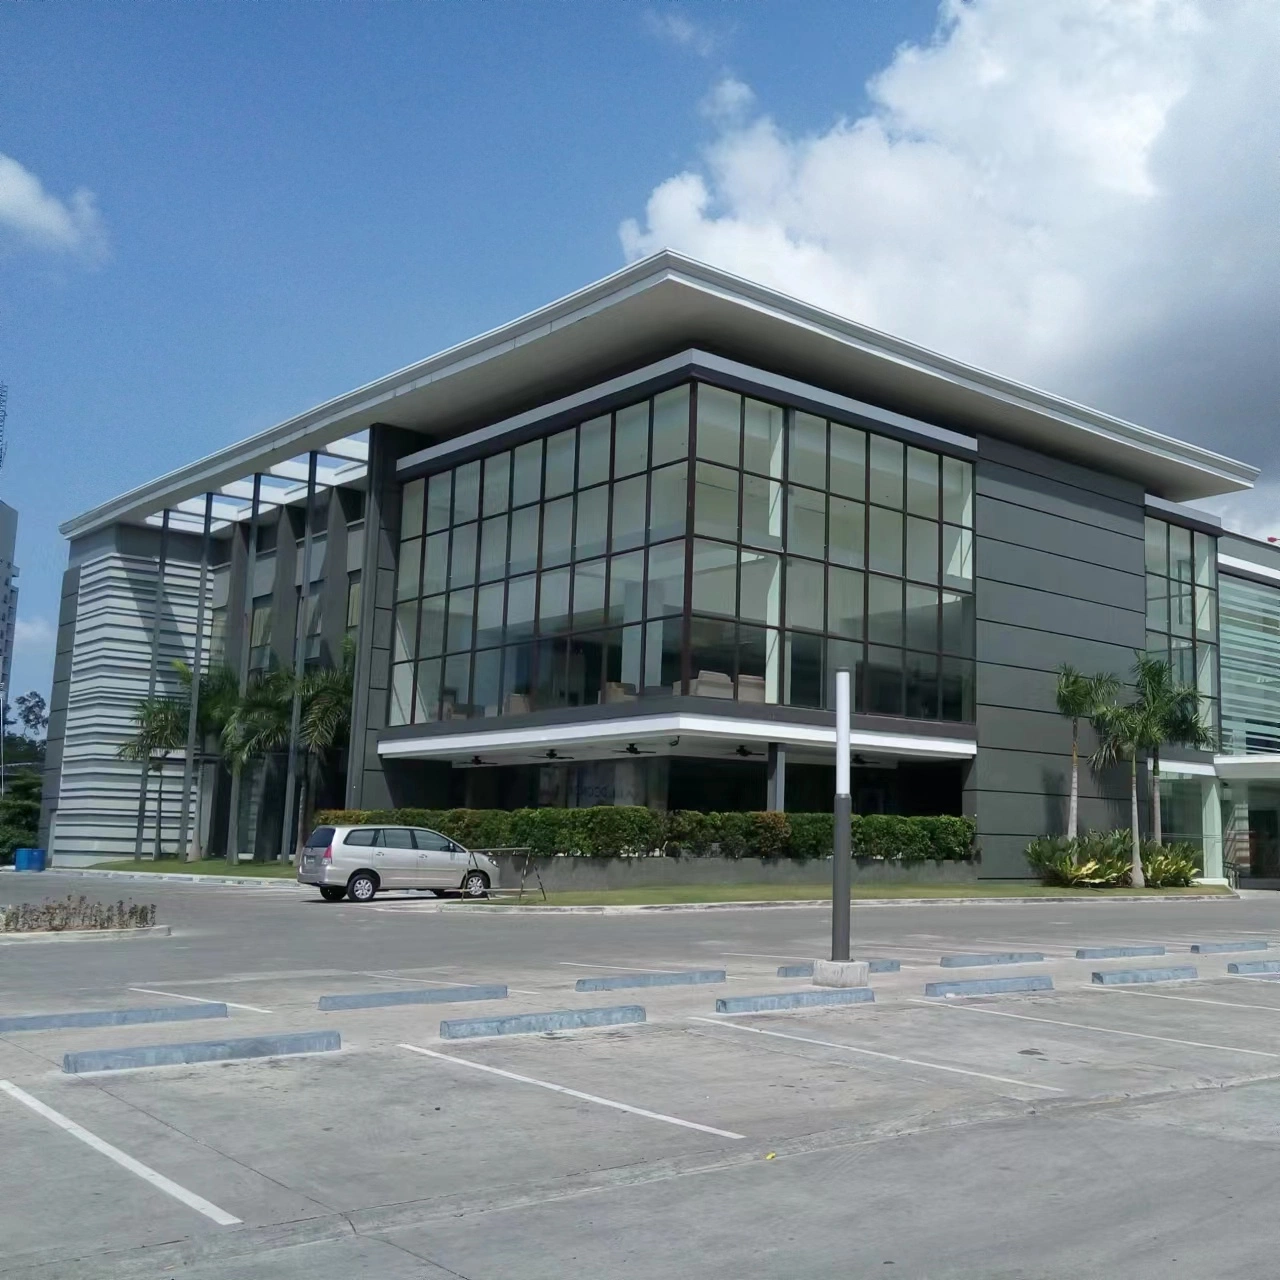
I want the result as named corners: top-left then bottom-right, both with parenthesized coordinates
top-left (40, 252), bottom-right (1280, 879)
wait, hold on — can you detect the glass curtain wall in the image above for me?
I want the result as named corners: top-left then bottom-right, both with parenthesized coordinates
top-left (1220, 573), bottom-right (1280, 754)
top-left (389, 381), bottom-right (976, 725)
top-left (1145, 517), bottom-right (1218, 730)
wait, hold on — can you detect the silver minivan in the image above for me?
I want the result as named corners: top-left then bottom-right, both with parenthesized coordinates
top-left (297, 824), bottom-right (499, 903)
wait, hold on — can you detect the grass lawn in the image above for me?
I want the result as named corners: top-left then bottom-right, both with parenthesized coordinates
top-left (507, 882), bottom-right (1233, 906)
top-left (90, 859), bottom-right (296, 878)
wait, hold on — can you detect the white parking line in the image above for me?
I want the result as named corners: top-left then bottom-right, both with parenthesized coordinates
top-left (398, 1043), bottom-right (745, 1139)
top-left (559, 962), bottom-right (679, 973)
top-left (128, 987), bottom-right (273, 1015)
top-left (921, 1000), bottom-right (1280, 1058)
top-left (0, 1080), bottom-right (241, 1226)
top-left (1083, 986), bottom-right (1280, 1015)
top-left (362, 971), bottom-right (541, 997)
top-left (688, 1017), bottom-right (1063, 1093)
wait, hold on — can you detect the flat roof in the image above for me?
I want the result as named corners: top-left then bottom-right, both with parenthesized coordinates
top-left (61, 250), bottom-right (1258, 539)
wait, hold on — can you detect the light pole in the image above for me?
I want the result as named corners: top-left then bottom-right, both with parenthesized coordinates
top-left (832, 667), bottom-right (851, 962)
top-left (0, 683), bottom-right (7, 798)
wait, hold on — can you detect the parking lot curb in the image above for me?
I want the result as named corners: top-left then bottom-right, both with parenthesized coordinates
top-left (940, 951), bottom-right (1045, 967)
top-left (1227, 960), bottom-right (1280, 974)
top-left (62, 1030), bottom-right (341, 1073)
top-left (574, 969), bottom-right (725, 992)
top-left (924, 976), bottom-right (1054, 997)
top-left (23, 868), bottom-right (303, 888)
top-left (0, 924), bottom-right (173, 944)
top-left (440, 1005), bottom-right (646, 1039)
top-left (1189, 941), bottom-right (1269, 954)
top-left (1075, 945), bottom-right (1166, 959)
top-left (0, 1003), bottom-right (227, 1033)
top-left (1091, 966), bottom-right (1198, 985)
top-left (716, 988), bottom-right (876, 1013)
top-left (318, 985), bottom-right (507, 1010)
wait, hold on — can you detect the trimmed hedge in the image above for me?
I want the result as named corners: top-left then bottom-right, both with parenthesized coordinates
top-left (314, 807), bottom-right (976, 863)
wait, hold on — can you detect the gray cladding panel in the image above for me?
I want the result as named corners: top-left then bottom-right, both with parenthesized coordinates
top-left (977, 461), bottom-right (1145, 539)
top-left (978, 496), bottom-right (1144, 574)
top-left (977, 622), bottom-right (1140, 678)
top-left (977, 435), bottom-right (1146, 506)
top-left (976, 580), bottom-right (1144, 650)
top-left (977, 537), bottom-right (1144, 611)
top-left (974, 790), bottom-right (1130, 838)
top-left (972, 747), bottom-right (1130, 801)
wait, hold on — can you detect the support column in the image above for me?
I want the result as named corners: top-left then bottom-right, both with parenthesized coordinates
top-left (133, 510), bottom-right (170, 860)
top-left (225, 475), bottom-right (262, 863)
top-left (766, 743), bottom-right (786, 812)
top-left (280, 453), bottom-right (318, 861)
top-left (177, 493), bottom-right (213, 861)
top-left (1201, 774), bottom-right (1225, 883)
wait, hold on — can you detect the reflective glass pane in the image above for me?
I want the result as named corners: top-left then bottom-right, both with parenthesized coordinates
top-left (446, 588), bottom-right (474, 652)
top-left (646, 541), bottom-right (685, 618)
top-left (541, 496), bottom-right (573, 567)
top-left (788, 412), bottom-right (826, 489)
top-left (1194, 531), bottom-right (1217, 589)
top-left (906, 515), bottom-right (939, 583)
top-left (388, 662), bottom-right (413, 725)
top-left (943, 525), bottom-right (973, 589)
top-left (740, 550), bottom-right (782, 626)
top-left (906, 448), bottom-right (939, 519)
top-left (453, 461), bottom-right (480, 524)
top-left (1196, 585), bottom-right (1217, 641)
top-left (473, 648), bottom-right (503, 717)
top-left (743, 398), bottom-right (785, 478)
top-left (742, 474), bottom-right (783, 548)
top-left (423, 531), bottom-right (449, 596)
top-left (414, 658), bottom-right (441, 724)
top-left (611, 475), bottom-right (647, 551)
top-left (482, 452), bottom-right (510, 515)
top-left (607, 550), bottom-right (646, 625)
top-left (940, 591), bottom-right (974, 656)
top-left (400, 479), bottom-right (424, 540)
top-left (1170, 524), bottom-right (1193, 582)
top-left (475, 582), bottom-right (505, 649)
top-left (426, 472), bottom-right (452, 533)
top-left (508, 506), bottom-right (540, 576)
top-left (642, 616), bottom-right (683, 695)
top-left (614, 401), bottom-right (650, 478)
top-left (649, 462), bottom-right (688, 543)
top-left (869, 507), bottom-right (904, 577)
top-left (651, 385), bottom-right (690, 468)
top-left (1171, 636), bottom-right (1194, 684)
top-left (396, 537), bottom-right (421, 600)
top-left (738, 625), bottom-right (781, 703)
top-left (441, 652), bottom-right (471, 719)
top-left (418, 595), bottom-right (446, 658)
top-left (505, 574), bottom-right (536, 640)
top-left (393, 601), bottom-right (416, 663)
top-left (696, 384), bottom-right (741, 467)
top-left (689, 617), bottom-right (737, 698)
top-left (1197, 643), bottom-right (1217, 698)
top-left (1170, 583), bottom-right (1194, 637)
top-left (905, 584), bottom-right (938, 651)
top-left (1147, 576), bottom-right (1169, 632)
top-left (865, 646), bottom-right (904, 715)
top-left (502, 641), bottom-right (535, 714)
top-left (574, 485), bottom-right (609, 561)
top-left (828, 496), bottom-right (865, 568)
top-left (478, 514), bottom-right (508, 582)
top-left (867, 575), bottom-right (903, 646)
top-left (869, 437), bottom-right (904, 508)
top-left (785, 631), bottom-right (824, 708)
top-left (690, 539), bottom-right (737, 617)
top-left (828, 565), bottom-right (864, 639)
top-left (829, 423), bottom-right (866, 499)
top-left (567, 633), bottom-right (605, 707)
top-left (512, 439), bottom-right (542, 507)
top-left (785, 557), bottom-right (824, 632)
top-left (572, 558), bottom-right (607, 628)
top-left (942, 457), bottom-right (973, 527)
top-left (1146, 630), bottom-right (1169, 662)
top-left (786, 485), bottom-right (826, 560)
top-left (544, 429), bottom-right (576, 499)
top-left (694, 463), bottom-right (738, 541)
top-left (1145, 517), bottom-right (1168, 576)
top-left (905, 650), bottom-right (939, 720)
top-left (824, 638), bottom-right (861, 710)
top-left (449, 522), bottom-right (477, 587)
top-left (941, 657), bottom-right (975, 721)
top-left (538, 568), bottom-right (571, 635)
top-left (607, 625), bottom-right (643, 698)
top-left (578, 416), bottom-right (611, 488)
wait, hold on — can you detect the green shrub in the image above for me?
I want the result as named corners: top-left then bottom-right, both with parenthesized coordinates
top-left (1025, 830), bottom-right (1202, 888)
top-left (1141, 841), bottom-right (1200, 888)
top-left (858, 814), bottom-right (930, 861)
top-left (915, 817), bottom-right (977, 863)
top-left (749, 811), bottom-right (792, 860)
top-left (786, 812), bottom-right (833, 860)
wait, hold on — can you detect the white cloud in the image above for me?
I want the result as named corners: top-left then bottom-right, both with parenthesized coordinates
top-left (700, 76), bottom-right (754, 123)
top-left (0, 152), bottom-right (108, 260)
top-left (622, 0), bottom-right (1280, 525)
top-left (13, 616), bottom-right (55, 655)
top-left (644, 9), bottom-right (719, 57)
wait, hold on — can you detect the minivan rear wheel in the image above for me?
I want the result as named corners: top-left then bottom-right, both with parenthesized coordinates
top-left (318, 886), bottom-right (346, 903)
top-left (347, 872), bottom-right (378, 903)
top-left (462, 870), bottom-right (490, 899)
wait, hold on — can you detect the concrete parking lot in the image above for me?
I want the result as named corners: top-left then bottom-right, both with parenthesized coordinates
top-left (3, 871), bottom-right (1280, 1278)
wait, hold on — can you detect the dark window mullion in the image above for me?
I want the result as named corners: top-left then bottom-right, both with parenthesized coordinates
top-left (531, 441), bottom-right (547, 697)
top-left (406, 470), bottom-right (435, 722)
top-left (733, 392), bottom-right (745, 695)
top-left (603, 410), bottom-right (617, 702)
top-left (638, 396), bottom-right (654, 692)
top-left (681, 383), bottom-right (697, 696)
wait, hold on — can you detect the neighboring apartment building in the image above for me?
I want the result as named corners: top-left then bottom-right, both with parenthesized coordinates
top-left (39, 254), bottom-right (1280, 880)
top-left (0, 500), bottom-right (18, 696)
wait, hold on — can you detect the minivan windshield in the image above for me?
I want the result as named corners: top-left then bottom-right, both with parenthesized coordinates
top-left (304, 827), bottom-right (336, 848)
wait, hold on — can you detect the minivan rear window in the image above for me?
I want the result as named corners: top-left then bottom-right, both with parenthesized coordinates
top-left (343, 828), bottom-right (379, 846)
top-left (305, 827), bottom-right (336, 848)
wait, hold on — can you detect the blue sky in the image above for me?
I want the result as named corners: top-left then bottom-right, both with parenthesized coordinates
top-left (0, 0), bottom-right (940, 700)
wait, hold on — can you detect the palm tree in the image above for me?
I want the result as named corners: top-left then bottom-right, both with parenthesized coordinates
top-left (118, 695), bottom-right (187, 858)
top-left (1055, 665), bottom-right (1120, 840)
top-left (1132, 654), bottom-right (1216, 845)
top-left (1090, 700), bottom-right (1148, 887)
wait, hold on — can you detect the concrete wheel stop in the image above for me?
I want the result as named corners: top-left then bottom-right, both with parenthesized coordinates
top-left (811, 960), bottom-right (870, 988)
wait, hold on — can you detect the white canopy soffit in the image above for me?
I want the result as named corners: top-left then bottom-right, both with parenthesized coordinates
top-left (62, 251), bottom-right (1258, 539)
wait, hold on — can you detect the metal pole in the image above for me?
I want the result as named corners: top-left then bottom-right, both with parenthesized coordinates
top-left (280, 452), bottom-right (318, 861)
top-left (832, 667), bottom-right (852, 963)
top-left (1, 684), bottom-right (6, 797)
top-left (177, 494), bottom-right (213, 861)
top-left (134, 510), bottom-right (170, 859)
top-left (225, 475), bottom-right (262, 864)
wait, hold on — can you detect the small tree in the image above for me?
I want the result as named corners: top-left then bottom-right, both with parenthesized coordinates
top-left (0, 768), bottom-right (41, 863)
top-left (1055, 665), bottom-right (1119, 840)
top-left (1090, 701), bottom-right (1148, 887)
top-left (15, 691), bottom-right (48, 737)
top-left (118, 696), bottom-right (186, 857)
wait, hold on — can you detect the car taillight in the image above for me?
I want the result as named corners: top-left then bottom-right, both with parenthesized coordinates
top-left (322, 845), bottom-right (333, 862)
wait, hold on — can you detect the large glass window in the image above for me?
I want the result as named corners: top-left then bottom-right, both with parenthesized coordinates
top-left (392, 381), bottom-right (975, 723)
top-left (1220, 573), bottom-right (1280, 754)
